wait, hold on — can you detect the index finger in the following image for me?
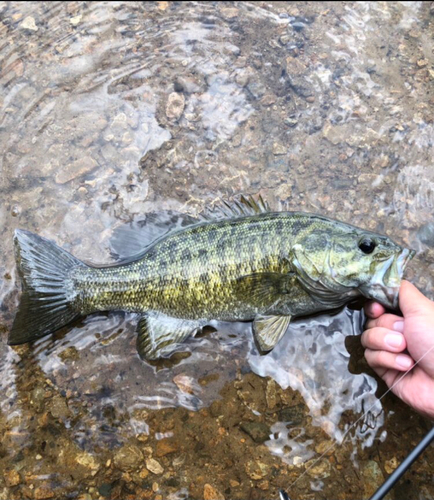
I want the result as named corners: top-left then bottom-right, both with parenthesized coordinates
top-left (364, 301), bottom-right (386, 319)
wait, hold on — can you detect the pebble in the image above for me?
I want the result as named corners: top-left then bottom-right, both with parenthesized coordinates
top-left (155, 438), bottom-right (179, 457)
top-left (384, 457), bottom-right (399, 474)
top-left (273, 142), bottom-right (287, 155)
top-left (247, 80), bottom-right (266, 98)
top-left (174, 76), bottom-right (203, 94)
top-left (235, 71), bottom-right (250, 87)
top-left (265, 379), bottom-right (278, 409)
top-left (166, 92), bottom-right (185, 120)
top-left (4, 469), bottom-right (20, 487)
top-left (306, 458), bottom-right (331, 478)
top-left (286, 56), bottom-right (307, 76)
top-left (322, 122), bottom-right (345, 145)
top-left (361, 460), bottom-right (384, 498)
top-left (258, 480), bottom-right (269, 490)
top-left (49, 395), bottom-right (70, 419)
top-left (245, 460), bottom-right (271, 480)
top-left (221, 7), bottom-right (238, 19)
top-left (34, 486), bottom-right (55, 500)
top-left (240, 422), bottom-right (271, 443)
top-left (203, 483), bottom-right (225, 500)
top-left (146, 458), bottom-right (164, 475)
top-left (20, 16), bottom-right (38, 31)
top-left (70, 15), bottom-right (82, 26)
top-left (173, 374), bottom-right (195, 394)
top-left (314, 440), bottom-right (334, 456)
top-left (279, 34), bottom-right (291, 45)
top-left (261, 95), bottom-right (277, 106)
top-left (277, 404), bottom-right (306, 424)
top-left (55, 157), bottom-right (98, 184)
top-left (76, 451), bottom-right (100, 472)
top-left (417, 222), bottom-right (434, 247)
top-left (113, 445), bottom-right (143, 471)
top-left (10, 204), bottom-right (20, 216)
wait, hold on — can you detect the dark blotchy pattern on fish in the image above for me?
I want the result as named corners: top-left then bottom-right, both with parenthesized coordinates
top-left (72, 214), bottom-right (323, 320)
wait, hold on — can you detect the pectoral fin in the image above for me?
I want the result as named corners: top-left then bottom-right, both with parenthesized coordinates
top-left (136, 313), bottom-right (203, 360)
top-left (235, 272), bottom-right (295, 304)
top-left (253, 314), bottom-right (292, 352)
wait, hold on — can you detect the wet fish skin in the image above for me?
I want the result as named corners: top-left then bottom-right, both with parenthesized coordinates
top-left (8, 197), bottom-right (414, 360)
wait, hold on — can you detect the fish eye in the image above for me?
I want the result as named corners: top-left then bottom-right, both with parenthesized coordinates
top-left (358, 238), bottom-right (376, 254)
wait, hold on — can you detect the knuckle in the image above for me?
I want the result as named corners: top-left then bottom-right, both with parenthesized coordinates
top-left (362, 328), bottom-right (376, 348)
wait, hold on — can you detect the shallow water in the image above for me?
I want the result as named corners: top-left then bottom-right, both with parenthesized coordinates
top-left (1, 1), bottom-right (434, 499)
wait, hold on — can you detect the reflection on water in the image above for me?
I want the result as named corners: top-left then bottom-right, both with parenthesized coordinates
top-left (1, 1), bottom-right (434, 499)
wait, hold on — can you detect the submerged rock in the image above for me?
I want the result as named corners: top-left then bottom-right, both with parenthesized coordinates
top-left (417, 222), bottom-right (434, 247)
top-left (277, 404), bottom-right (307, 425)
top-left (204, 483), bottom-right (225, 500)
top-left (361, 460), bottom-right (384, 498)
top-left (113, 445), bottom-right (143, 471)
top-left (240, 421), bottom-right (271, 443)
top-left (4, 469), bottom-right (20, 487)
top-left (245, 460), bottom-right (271, 480)
top-left (146, 458), bottom-right (164, 475)
top-left (166, 92), bottom-right (185, 120)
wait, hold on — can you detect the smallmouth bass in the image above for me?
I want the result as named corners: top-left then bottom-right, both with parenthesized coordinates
top-left (8, 196), bottom-right (414, 359)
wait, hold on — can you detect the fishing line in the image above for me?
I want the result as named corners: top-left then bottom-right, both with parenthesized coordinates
top-left (287, 340), bottom-right (434, 490)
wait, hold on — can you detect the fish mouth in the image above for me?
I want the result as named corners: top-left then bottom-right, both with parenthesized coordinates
top-left (360, 247), bottom-right (415, 310)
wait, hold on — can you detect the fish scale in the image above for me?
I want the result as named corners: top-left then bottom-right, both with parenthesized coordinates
top-left (8, 196), bottom-right (414, 361)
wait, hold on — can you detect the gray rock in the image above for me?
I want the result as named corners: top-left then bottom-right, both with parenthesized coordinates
top-left (240, 421), bottom-right (271, 443)
top-left (174, 76), bottom-right (204, 94)
top-left (166, 92), bottom-right (185, 120)
top-left (277, 403), bottom-right (307, 425)
top-left (247, 80), bottom-right (266, 98)
top-left (418, 222), bottom-right (434, 247)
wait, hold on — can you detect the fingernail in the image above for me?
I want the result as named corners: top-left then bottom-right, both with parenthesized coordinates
top-left (396, 355), bottom-right (412, 369)
top-left (393, 321), bottom-right (404, 333)
top-left (385, 333), bottom-right (404, 348)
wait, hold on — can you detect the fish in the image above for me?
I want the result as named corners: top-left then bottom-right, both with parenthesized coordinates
top-left (7, 195), bottom-right (415, 360)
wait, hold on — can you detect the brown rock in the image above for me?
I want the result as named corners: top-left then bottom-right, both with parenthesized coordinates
top-left (261, 95), bottom-right (276, 106)
top-left (55, 157), bottom-right (98, 184)
top-left (5, 469), bottom-right (20, 487)
top-left (155, 438), bottom-right (179, 457)
top-left (204, 483), bottom-right (225, 500)
top-left (384, 457), bottom-right (399, 474)
top-left (34, 485), bottom-right (55, 500)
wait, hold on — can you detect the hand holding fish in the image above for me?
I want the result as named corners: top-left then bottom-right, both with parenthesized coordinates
top-left (362, 280), bottom-right (434, 419)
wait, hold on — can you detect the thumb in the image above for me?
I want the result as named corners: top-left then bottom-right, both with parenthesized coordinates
top-left (399, 280), bottom-right (433, 317)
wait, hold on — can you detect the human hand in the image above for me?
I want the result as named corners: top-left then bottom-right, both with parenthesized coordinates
top-left (362, 280), bottom-right (434, 420)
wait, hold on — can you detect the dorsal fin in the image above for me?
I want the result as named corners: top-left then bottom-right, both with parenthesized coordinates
top-left (109, 211), bottom-right (199, 263)
top-left (199, 194), bottom-right (271, 222)
top-left (109, 195), bottom-right (272, 263)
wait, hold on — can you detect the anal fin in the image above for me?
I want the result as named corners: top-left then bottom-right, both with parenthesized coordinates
top-left (137, 313), bottom-right (203, 360)
top-left (253, 314), bottom-right (291, 352)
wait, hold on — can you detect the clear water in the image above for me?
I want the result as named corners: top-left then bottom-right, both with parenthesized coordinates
top-left (1, 2), bottom-right (434, 499)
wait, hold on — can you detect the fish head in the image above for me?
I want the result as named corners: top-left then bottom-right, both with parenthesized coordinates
top-left (292, 223), bottom-right (415, 310)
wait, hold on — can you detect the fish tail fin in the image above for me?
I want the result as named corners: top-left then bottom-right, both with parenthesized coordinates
top-left (8, 230), bottom-right (84, 345)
